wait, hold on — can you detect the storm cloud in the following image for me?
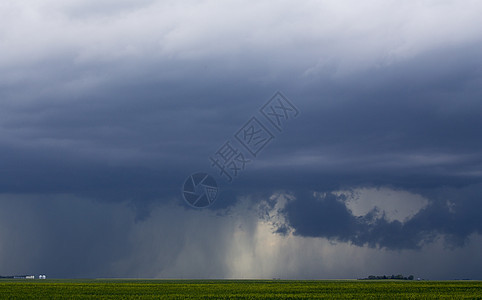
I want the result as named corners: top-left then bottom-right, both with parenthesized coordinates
top-left (1, 0), bottom-right (482, 279)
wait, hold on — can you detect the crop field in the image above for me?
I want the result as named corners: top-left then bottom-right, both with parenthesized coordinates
top-left (0, 279), bottom-right (481, 299)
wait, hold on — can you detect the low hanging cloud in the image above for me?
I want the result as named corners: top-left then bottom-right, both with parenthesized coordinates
top-left (272, 184), bottom-right (482, 250)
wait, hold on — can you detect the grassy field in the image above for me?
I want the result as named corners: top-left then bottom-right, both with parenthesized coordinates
top-left (0, 279), bottom-right (481, 299)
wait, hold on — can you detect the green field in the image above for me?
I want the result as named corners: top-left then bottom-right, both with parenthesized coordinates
top-left (0, 279), bottom-right (481, 299)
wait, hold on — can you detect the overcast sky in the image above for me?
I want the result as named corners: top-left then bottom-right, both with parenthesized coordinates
top-left (1, 0), bottom-right (482, 279)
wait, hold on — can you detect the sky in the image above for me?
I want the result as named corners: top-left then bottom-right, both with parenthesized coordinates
top-left (1, 0), bottom-right (482, 279)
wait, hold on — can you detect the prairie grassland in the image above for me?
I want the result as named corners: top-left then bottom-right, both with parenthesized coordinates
top-left (0, 279), bottom-right (481, 299)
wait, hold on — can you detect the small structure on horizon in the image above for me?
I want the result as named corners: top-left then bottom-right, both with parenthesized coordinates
top-left (13, 275), bottom-right (35, 279)
top-left (39, 275), bottom-right (47, 279)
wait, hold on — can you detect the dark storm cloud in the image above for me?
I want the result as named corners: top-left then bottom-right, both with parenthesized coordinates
top-left (241, 43), bottom-right (482, 250)
top-left (1, 0), bottom-right (482, 279)
top-left (1, 40), bottom-right (481, 238)
top-left (2, 38), bottom-right (482, 226)
top-left (275, 183), bottom-right (482, 250)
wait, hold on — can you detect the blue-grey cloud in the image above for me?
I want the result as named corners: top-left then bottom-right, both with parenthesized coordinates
top-left (276, 183), bottom-right (482, 250)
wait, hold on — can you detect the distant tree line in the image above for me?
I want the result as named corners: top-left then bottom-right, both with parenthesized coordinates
top-left (360, 274), bottom-right (414, 280)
